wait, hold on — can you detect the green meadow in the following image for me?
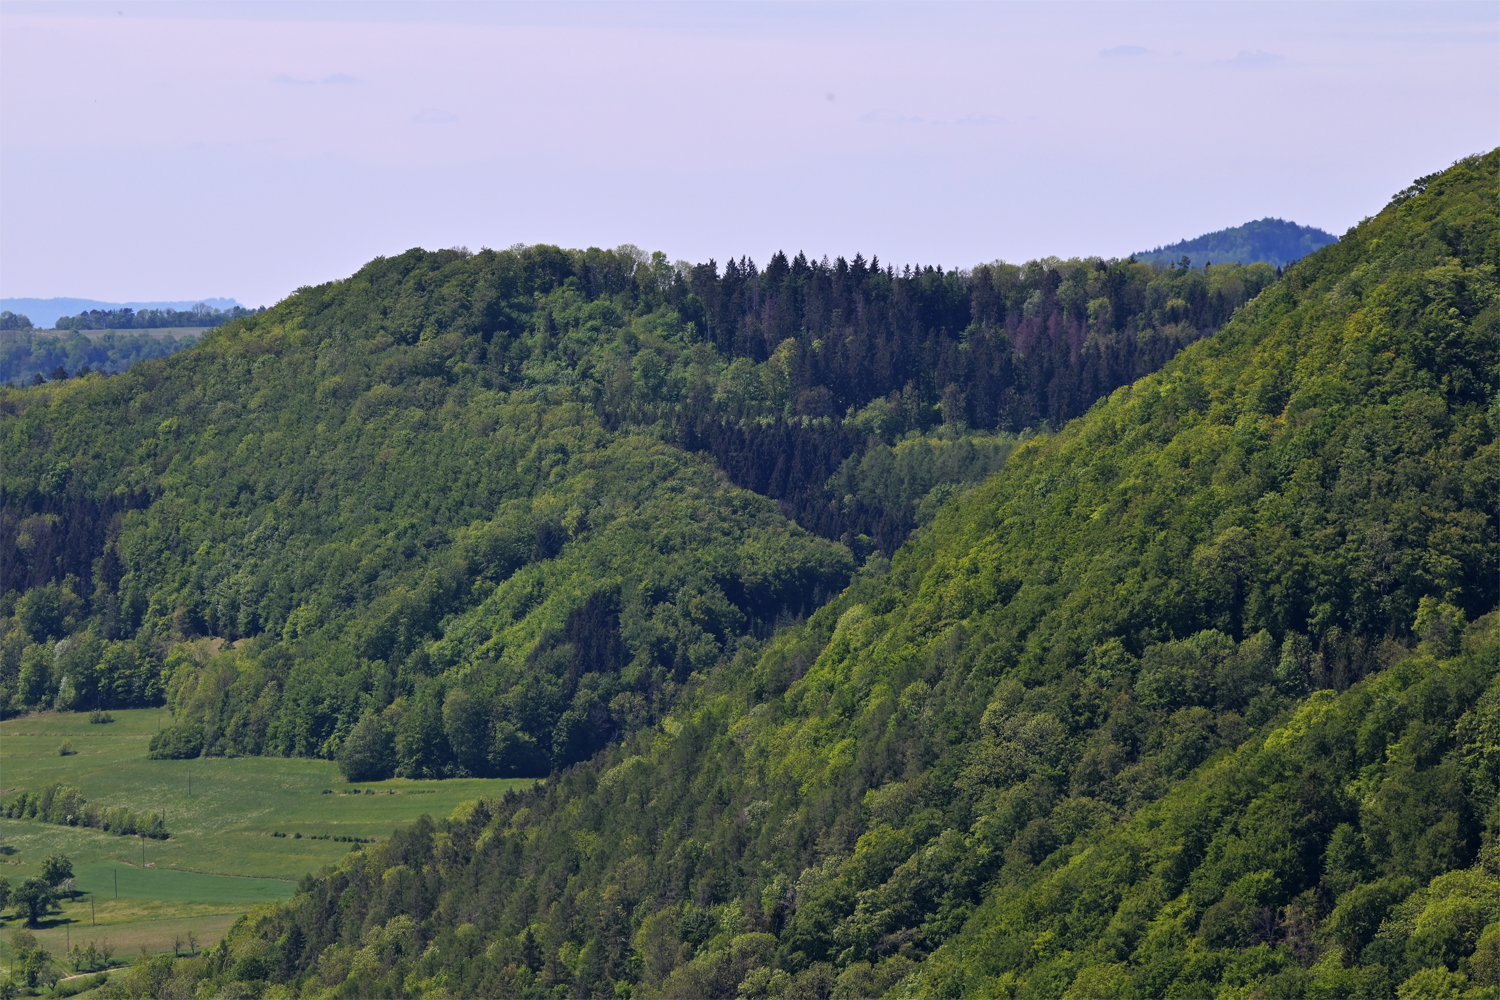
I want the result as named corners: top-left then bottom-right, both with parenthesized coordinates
top-left (0, 709), bottom-right (534, 968)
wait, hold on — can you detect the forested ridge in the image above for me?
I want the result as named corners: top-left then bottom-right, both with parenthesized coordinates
top-left (2, 150), bottom-right (1496, 1000)
top-left (1133, 218), bottom-right (1337, 269)
top-left (50, 302), bottom-right (259, 331)
top-left (1, 219), bottom-right (1272, 777)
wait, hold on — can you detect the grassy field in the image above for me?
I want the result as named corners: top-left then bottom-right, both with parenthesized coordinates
top-left (0, 709), bottom-right (535, 970)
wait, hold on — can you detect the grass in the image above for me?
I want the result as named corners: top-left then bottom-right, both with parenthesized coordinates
top-left (1, 709), bottom-right (536, 966)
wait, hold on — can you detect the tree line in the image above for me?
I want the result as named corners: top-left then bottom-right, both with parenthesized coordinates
top-left (53, 303), bottom-right (258, 331)
top-left (1, 329), bottom-right (201, 385)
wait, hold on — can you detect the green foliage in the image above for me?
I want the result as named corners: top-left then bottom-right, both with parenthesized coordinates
top-left (0, 329), bottom-right (202, 384)
top-left (10, 877), bottom-right (57, 927)
top-left (0, 246), bottom-right (858, 775)
top-left (4, 147), bottom-right (1495, 997)
top-left (147, 722), bottom-right (204, 759)
top-left (38, 853), bottom-right (72, 886)
top-left (5, 928), bottom-right (59, 991)
top-left (108, 151), bottom-right (1497, 999)
top-left (52, 303), bottom-right (256, 332)
top-left (0, 229), bottom-right (1283, 772)
top-left (338, 711), bottom-right (395, 782)
top-left (0, 781), bottom-right (168, 838)
top-left (909, 622), bottom-right (1500, 997)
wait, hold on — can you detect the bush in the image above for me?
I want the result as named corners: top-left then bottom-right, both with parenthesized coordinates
top-left (147, 723), bottom-right (204, 760)
top-left (39, 854), bottom-right (73, 886)
top-left (0, 782), bottom-right (167, 838)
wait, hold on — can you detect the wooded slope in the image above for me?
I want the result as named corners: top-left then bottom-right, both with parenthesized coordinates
top-left (87, 154), bottom-right (1498, 998)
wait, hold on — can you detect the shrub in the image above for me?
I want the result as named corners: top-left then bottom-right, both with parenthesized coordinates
top-left (147, 723), bottom-right (204, 760)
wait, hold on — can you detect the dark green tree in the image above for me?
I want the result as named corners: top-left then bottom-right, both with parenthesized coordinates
top-left (338, 711), bottom-right (396, 783)
top-left (38, 855), bottom-right (72, 887)
top-left (10, 878), bottom-right (55, 927)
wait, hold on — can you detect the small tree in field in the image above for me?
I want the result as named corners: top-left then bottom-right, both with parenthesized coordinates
top-left (12, 878), bottom-right (55, 927)
top-left (39, 854), bottom-right (73, 887)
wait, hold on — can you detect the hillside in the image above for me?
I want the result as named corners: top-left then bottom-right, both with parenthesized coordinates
top-left (4, 149), bottom-right (1495, 998)
top-left (1134, 217), bottom-right (1338, 269)
top-left (0, 243), bottom-right (1276, 778)
top-left (73, 151), bottom-right (1496, 1000)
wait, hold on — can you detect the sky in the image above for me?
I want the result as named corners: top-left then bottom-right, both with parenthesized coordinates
top-left (1, 1), bottom-right (1496, 308)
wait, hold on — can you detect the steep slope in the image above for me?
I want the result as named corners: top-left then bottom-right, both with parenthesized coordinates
top-left (111, 154), bottom-right (1499, 998)
top-left (1133, 217), bottom-right (1337, 268)
top-left (905, 618), bottom-right (1499, 999)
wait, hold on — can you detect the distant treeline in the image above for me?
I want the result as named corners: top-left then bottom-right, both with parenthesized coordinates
top-left (1, 304), bottom-right (258, 332)
top-left (54, 303), bottom-right (258, 331)
top-left (1, 329), bottom-right (201, 385)
top-left (0, 781), bottom-right (169, 838)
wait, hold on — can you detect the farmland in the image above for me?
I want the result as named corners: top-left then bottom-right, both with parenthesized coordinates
top-left (0, 709), bottom-right (535, 970)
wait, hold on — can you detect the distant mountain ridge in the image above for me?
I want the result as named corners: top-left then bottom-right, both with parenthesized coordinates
top-left (1133, 216), bottom-right (1337, 268)
top-left (0, 296), bottom-right (243, 330)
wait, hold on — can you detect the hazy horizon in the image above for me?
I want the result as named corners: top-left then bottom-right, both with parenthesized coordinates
top-left (2, 1), bottom-right (1495, 308)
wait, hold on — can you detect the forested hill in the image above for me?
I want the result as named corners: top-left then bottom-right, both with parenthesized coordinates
top-left (0, 240), bottom-right (1276, 769)
top-left (4, 249), bottom-right (1278, 551)
top-left (1134, 217), bottom-right (1337, 269)
top-left (89, 151), bottom-right (1496, 1000)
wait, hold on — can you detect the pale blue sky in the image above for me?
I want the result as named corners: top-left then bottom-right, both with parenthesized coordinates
top-left (1, 1), bottom-right (1495, 306)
